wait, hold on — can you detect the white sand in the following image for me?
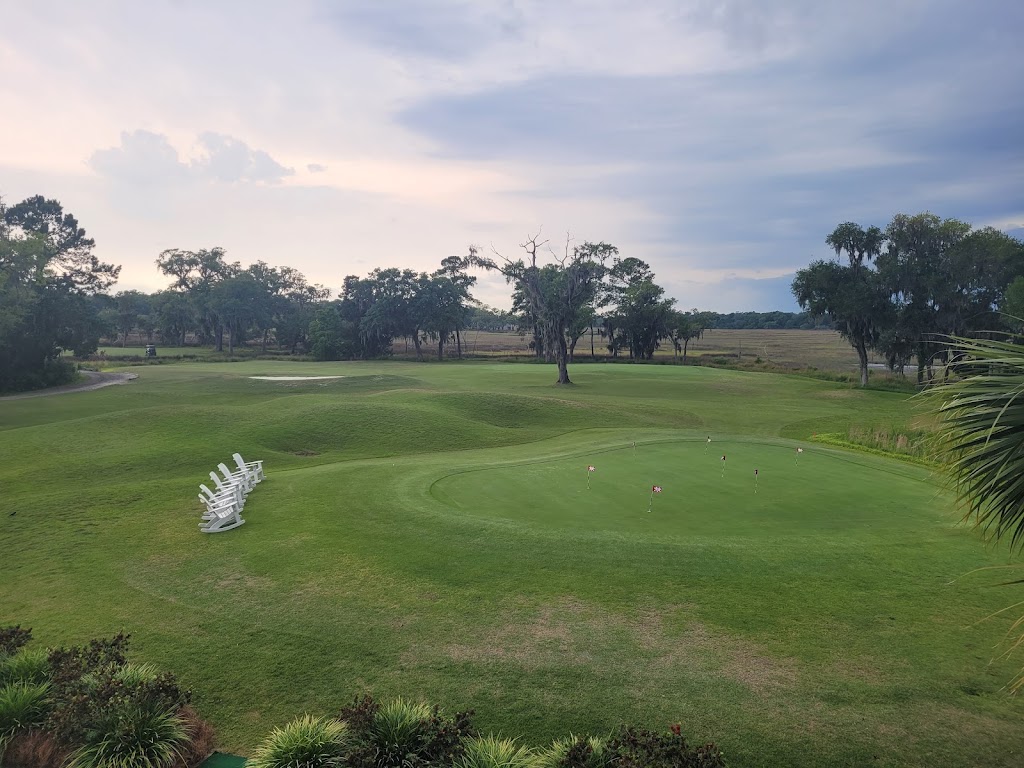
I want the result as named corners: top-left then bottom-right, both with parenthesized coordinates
top-left (249, 376), bottom-right (346, 381)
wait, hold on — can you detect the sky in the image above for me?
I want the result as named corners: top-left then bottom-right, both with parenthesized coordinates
top-left (1, 0), bottom-right (1022, 312)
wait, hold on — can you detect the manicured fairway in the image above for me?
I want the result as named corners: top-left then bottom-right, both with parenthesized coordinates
top-left (2, 362), bottom-right (1023, 767)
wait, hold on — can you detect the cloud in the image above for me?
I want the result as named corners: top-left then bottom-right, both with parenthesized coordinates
top-left (307, 163), bottom-right (328, 173)
top-left (192, 132), bottom-right (294, 184)
top-left (88, 130), bottom-right (191, 185)
top-left (88, 130), bottom-right (295, 186)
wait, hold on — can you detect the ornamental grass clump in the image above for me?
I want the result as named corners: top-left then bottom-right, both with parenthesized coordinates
top-left (0, 647), bottom-right (51, 686)
top-left (452, 734), bottom-right (538, 768)
top-left (65, 702), bottom-right (190, 768)
top-left (247, 714), bottom-right (350, 768)
top-left (0, 681), bottom-right (51, 759)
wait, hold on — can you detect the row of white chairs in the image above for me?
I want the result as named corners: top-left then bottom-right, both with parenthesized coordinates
top-left (198, 453), bottom-right (264, 533)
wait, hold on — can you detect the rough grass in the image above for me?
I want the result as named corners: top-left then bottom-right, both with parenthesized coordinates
top-left (2, 361), bottom-right (1023, 767)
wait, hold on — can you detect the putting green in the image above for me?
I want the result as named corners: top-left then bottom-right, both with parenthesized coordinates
top-left (431, 437), bottom-right (929, 538)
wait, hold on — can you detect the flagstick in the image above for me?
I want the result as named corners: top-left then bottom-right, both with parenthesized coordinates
top-left (586, 470), bottom-right (591, 490)
top-left (633, 441), bottom-right (637, 458)
top-left (647, 487), bottom-right (654, 512)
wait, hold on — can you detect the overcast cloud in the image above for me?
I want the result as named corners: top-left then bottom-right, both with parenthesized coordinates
top-left (1, 0), bottom-right (1021, 311)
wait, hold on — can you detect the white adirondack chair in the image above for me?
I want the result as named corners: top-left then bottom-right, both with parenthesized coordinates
top-left (233, 453), bottom-right (264, 484)
top-left (209, 470), bottom-right (247, 497)
top-left (198, 494), bottom-right (238, 521)
top-left (199, 482), bottom-right (244, 510)
top-left (218, 462), bottom-right (254, 493)
top-left (199, 499), bottom-right (244, 533)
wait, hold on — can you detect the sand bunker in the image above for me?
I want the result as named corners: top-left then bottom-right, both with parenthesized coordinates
top-left (248, 376), bottom-right (346, 381)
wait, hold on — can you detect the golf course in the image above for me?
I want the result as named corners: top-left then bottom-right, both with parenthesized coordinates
top-left (3, 361), bottom-right (1023, 767)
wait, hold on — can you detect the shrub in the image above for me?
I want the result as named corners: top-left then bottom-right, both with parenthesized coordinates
top-left (453, 735), bottom-right (537, 768)
top-left (47, 634), bottom-right (190, 748)
top-left (536, 735), bottom-right (610, 768)
top-left (0, 682), bottom-right (51, 758)
top-left (340, 695), bottom-right (475, 767)
top-left (66, 702), bottom-right (190, 768)
top-left (605, 725), bottom-right (725, 768)
top-left (0, 626), bottom-right (32, 657)
top-left (247, 714), bottom-right (349, 768)
top-left (0, 647), bottom-right (51, 686)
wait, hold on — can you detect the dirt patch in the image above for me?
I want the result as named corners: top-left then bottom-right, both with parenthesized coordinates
top-left (426, 596), bottom-right (798, 696)
top-left (215, 573), bottom-right (274, 591)
top-left (0, 371), bottom-right (137, 401)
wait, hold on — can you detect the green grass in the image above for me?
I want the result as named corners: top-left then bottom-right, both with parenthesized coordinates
top-left (2, 362), bottom-right (1023, 767)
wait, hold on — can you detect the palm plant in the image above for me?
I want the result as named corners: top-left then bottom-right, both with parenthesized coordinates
top-left (247, 715), bottom-right (349, 768)
top-left (930, 332), bottom-right (1024, 686)
top-left (454, 734), bottom-right (539, 768)
top-left (930, 334), bottom-right (1024, 548)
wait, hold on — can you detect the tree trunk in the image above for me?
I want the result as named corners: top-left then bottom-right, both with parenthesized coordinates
top-left (856, 340), bottom-right (869, 387)
top-left (216, 324), bottom-right (224, 352)
top-left (228, 326), bottom-right (235, 355)
top-left (916, 343), bottom-right (926, 387)
top-left (556, 334), bottom-right (571, 384)
top-left (683, 339), bottom-right (689, 364)
top-left (456, 328), bottom-right (462, 359)
top-left (568, 336), bottom-right (577, 363)
top-left (590, 326), bottom-right (595, 359)
top-left (413, 332), bottom-right (423, 361)
top-left (437, 336), bottom-right (444, 361)
top-left (533, 324), bottom-right (543, 358)
top-left (262, 329), bottom-right (269, 353)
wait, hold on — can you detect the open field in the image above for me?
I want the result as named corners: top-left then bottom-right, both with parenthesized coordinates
top-left (410, 329), bottom-right (879, 372)
top-left (2, 362), bottom-right (1022, 767)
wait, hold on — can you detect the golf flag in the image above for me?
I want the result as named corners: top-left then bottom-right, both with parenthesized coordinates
top-left (796, 447), bottom-right (804, 465)
top-left (632, 440), bottom-right (637, 457)
top-left (588, 465), bottom-right (596, 472)
top-left (754, 468), bottom-right (759, 493)
top-left (586, 464), bottom-right (596, 489)
top-left (647, 484), bottom-right (662, 512)
top-left (797, 448), bottom-right (804, 453)
top-left (720, 453), bottom-right (726, 477)
top-left (704, 435), bottom-right (712, 454)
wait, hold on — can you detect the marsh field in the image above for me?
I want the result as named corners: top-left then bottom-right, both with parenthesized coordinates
top-left (2, 361), bottom-right (1022, 767)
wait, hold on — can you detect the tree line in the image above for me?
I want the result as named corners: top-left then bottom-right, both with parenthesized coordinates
top-left (2, 196), bottom-right (724, 389)
top-left (793, 214), bottom-right (1024, 387)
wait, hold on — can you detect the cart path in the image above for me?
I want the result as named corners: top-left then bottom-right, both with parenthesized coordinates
top-left (0, 371), bottom-right (138, 401)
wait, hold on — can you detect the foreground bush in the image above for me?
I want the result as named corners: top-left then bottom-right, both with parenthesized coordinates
top-left (0, 625), bottom-right (214, 768)
top-left (247, 715), bottom-right (350, 768)
top-left (66, 703), bottom-right (190, 768)
top-left (606, 725), bottom-right (726, 768)
top-left (340, 695), bottom-right (475, 767)
top-left (536, 735), bottom-right (609, 768)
